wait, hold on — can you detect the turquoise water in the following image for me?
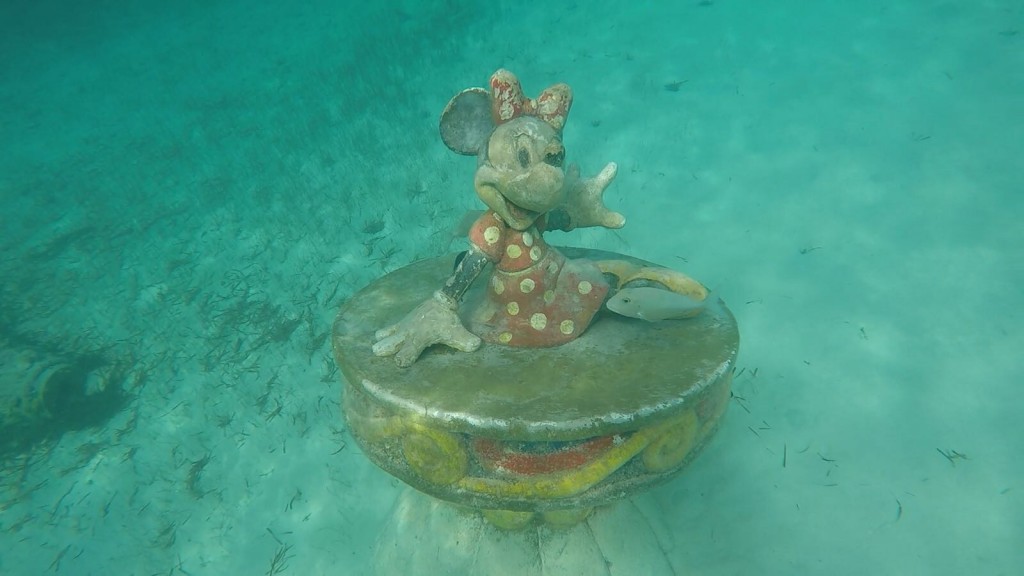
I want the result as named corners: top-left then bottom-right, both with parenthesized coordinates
top-left (1, 1), bottom-right (1021, 574)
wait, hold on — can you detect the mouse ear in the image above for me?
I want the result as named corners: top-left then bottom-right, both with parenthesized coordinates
top-left (439, 87), bottom-right (494, 156)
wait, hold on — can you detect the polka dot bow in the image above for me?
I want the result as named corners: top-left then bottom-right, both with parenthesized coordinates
top-left (489, 69), bottom-right (573, 132)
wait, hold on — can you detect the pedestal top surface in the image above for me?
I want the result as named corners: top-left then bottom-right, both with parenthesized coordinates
top-left (333, 249), bottom-right (739, 441)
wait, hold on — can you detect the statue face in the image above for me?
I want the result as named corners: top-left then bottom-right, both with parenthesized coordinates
top-left (473, 117), bottom-right (567, 231)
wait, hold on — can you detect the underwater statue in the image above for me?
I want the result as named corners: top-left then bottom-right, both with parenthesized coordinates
top-left (372, 69), bottom-right (707, 367)
top-left (333, 69), bottom-right (739, 537)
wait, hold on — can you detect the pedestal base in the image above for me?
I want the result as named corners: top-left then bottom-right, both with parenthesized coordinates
top-left (374, 487), bottom-right (678, 575)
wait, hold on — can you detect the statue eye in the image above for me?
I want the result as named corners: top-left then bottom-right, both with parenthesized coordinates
top-left (544, 148), bottom-right (564, 167)
top-left (517, 148), bottom-right (530, 169)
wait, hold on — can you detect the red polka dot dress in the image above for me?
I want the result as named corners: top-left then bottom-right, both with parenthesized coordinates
top-left (467, 211), bottom-right (609, 347)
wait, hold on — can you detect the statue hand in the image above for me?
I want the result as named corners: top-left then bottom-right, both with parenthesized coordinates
top-left (564, 162), bottom-right (625, 229)
top-left (372, 291), bottom-right (481, 367)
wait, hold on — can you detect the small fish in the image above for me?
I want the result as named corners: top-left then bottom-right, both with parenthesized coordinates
top-left (453, 209), bottom-right (486, 238)
top-left (607, 286), bottom-right (706, 322)
top-left (446, 209), bottom-right (486, 249)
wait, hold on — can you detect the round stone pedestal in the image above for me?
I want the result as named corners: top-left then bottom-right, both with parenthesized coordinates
top-left (333, 248), bottom-right (738, 525)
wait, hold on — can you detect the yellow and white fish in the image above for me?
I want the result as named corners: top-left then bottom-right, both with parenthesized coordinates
top-left (606, 287), bottom-right (706, 322)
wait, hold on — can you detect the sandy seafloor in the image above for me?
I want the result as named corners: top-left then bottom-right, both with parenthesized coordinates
top-left (1, 1), bottom-right (1021, 574)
